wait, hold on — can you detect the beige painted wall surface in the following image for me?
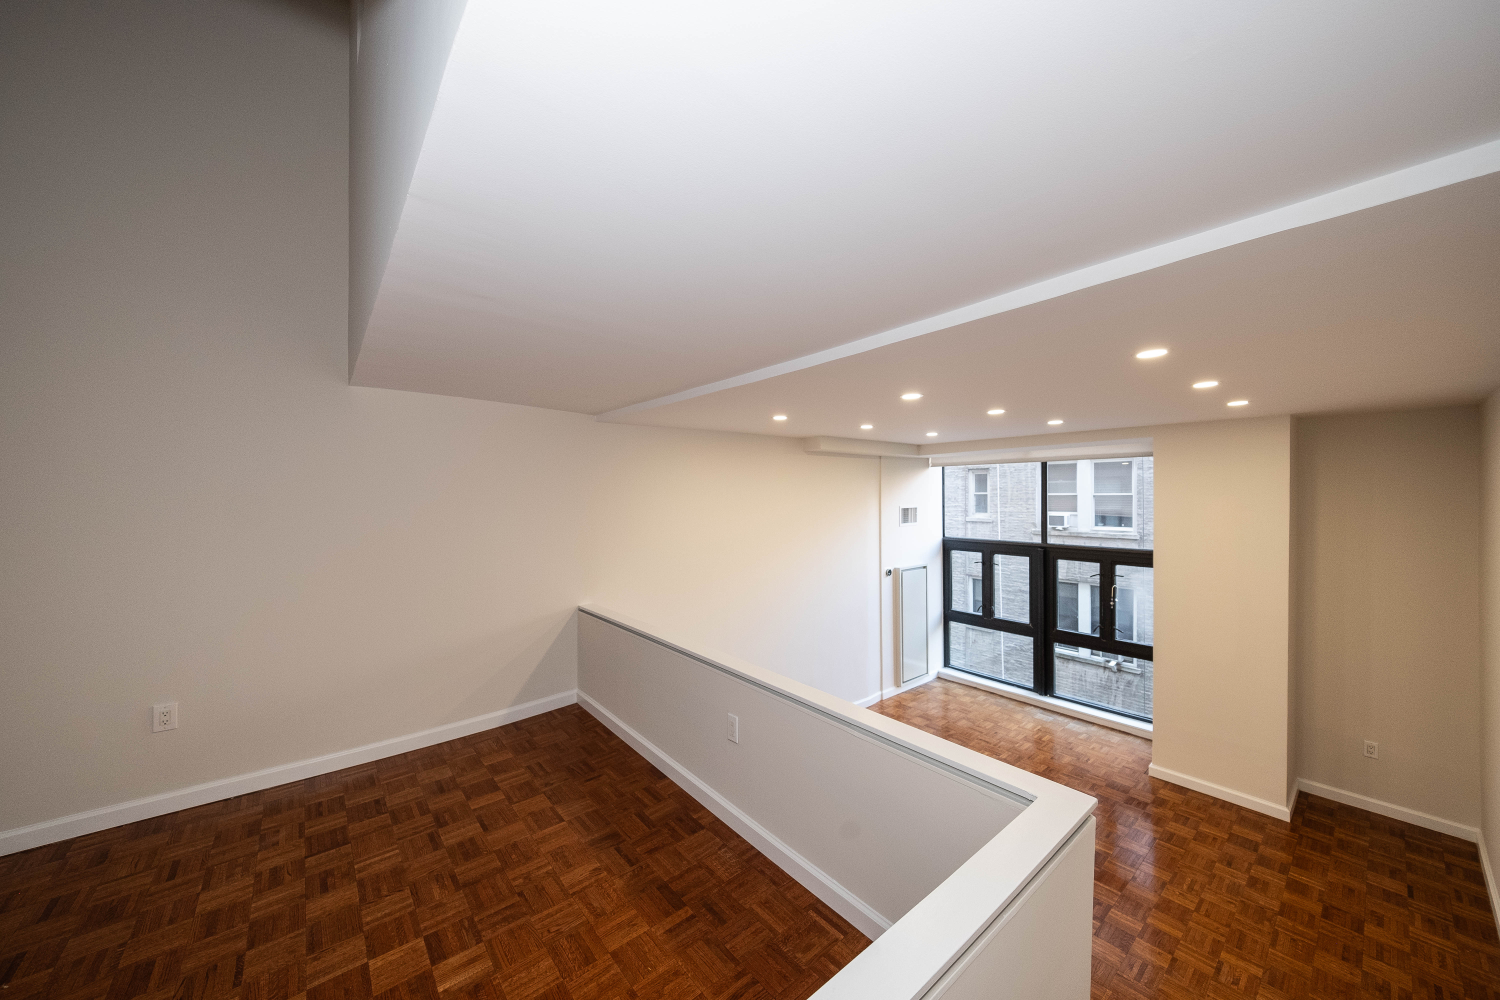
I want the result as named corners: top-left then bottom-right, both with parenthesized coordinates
top-left (1294, 408), bottom-right (1483, 828)
top-left (1482, 391), bottom-right (1500, 872)
top-left (1152, 416), bottom-right (1293, 811)
top-left (584, 429), bottom-right (881, 706)
top-left (878, 458), bottom-right (944, 695)
top-left (0, 0), bottom-right (881, 832)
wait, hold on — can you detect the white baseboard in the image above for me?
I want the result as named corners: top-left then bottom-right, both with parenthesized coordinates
top-left (1480, 835), bottom-right (1499, 911)
top-left (1294, 778), bottom-right (1480, 842)
top-left (937, 669), bottom-right (1153, 739)
top-left (0, 689), bottom-right (579, 857)
top-left (1147, 763), bottom-right (1292, 822)
top-left (852, 669), bottom-right (940, 708)
top-left (577, 690), bottom-right (891, 940)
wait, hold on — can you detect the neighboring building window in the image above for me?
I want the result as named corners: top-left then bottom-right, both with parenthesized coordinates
top-left (1114, 587), bottom-right (1135, 642)
top-left (970, 577), bottom-right (983, 614)
top-left (1047, 462), bottom-right (1077, 530)
top-left (1056, 581), bottom-right (1101, 640)
top-left (970, 470), bottom-right (989, 516)
top-left (1093, 461), bottom-right (1133, 528)
top-left (1057, 579), bottom-right (1078, 633)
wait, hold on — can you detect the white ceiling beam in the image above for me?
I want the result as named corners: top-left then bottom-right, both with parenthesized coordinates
top-left (803, 436), bottom-right (923, 459)
top-left (596, 138), bottom-right (1500, 423)
top-left (349, 0), bottom-right (468, 376)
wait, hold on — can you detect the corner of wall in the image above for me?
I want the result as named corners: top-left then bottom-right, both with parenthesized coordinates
top-left (1288, 416), bottom-right (1303, 814)
top-left (1481, 389), bottom-right (1500, 896)
top-left (1149, 414), bottom-right (1294, 819)
top-left (878, 457), bottom-right (943, 700)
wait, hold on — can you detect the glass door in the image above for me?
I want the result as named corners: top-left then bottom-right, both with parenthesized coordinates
top-left (1047, 551), bottom-right (1153, 720)
top-left (944, 543), bottom-right (1043, 690)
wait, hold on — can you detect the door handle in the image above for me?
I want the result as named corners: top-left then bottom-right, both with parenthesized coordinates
top-left (1110, 585), bottom-right (1117, 608)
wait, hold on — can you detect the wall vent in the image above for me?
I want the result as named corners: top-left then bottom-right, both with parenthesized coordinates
top-left (899, 506), bottom-right (918, 525)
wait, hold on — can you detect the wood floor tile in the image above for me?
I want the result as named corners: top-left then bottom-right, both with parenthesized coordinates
top-left (14, 679), bottom-right (1492, 999)
top-left (870, 678), bottom-right (1500, 1000)
top-left (0, 706), bottom-right (866, 1000)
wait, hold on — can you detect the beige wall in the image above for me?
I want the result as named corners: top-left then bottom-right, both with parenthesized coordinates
top-left (1293, 407), bottom-right (1483, 828)
top-left (1151, 416), bottom-right (1294, 814)
top-left (1483, 391), bottom-right (1500, 878)
top-left (0, 0), bottom-right (880, 834)
top-left (585, 427), bottom-right (881, 705)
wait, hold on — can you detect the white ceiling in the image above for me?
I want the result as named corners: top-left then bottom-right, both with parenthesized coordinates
top-left (610, 172), bottom-right (1500, 442)
top-left (351, 0), bottom-right (1500, 432)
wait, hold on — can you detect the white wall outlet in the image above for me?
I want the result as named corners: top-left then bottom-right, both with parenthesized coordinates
top-left (152, 702), bottom-right (179, 733)
top-left (1363, 740), bottom-right (1378, 759)
top-left (727, 713), bottom-right (739, 744)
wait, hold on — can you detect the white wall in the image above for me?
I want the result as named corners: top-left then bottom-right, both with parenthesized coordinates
top-left (1294, 407), bottom-right (1483, 830)
top-left (577, 611), bottom-right (1024, 930)
top-left (0, 0), bottom-right (882, 837)
top-left (1150, 416), bottom-right (1294, 816)
top-left (576, 608), bottom-right (1096, 1000)
top-left (1482, 389), bottom-right (1500, 884)
top-left (878, 458), bottom-right (943, 697)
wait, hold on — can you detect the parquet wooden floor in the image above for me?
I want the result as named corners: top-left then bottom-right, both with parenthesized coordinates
top-left (871, 678), bottom-right (1500, 1000)
top-left (0, 705), bottom-right (868, 1000)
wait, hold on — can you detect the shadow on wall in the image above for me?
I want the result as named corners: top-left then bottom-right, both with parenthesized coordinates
top-left (450, 609), bottom-right (578, 719)
top-left (247, 0), bottom-right (347, 30)
top-left (329, 608), bottom-right (579, 738)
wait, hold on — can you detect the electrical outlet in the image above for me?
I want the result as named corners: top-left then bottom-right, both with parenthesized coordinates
top-left (1363, 740), bottom-right (1378, 759)
top-left (153, 702), bottom-right (179, 733)
top-left (727, 713), bottom-right (739, 744)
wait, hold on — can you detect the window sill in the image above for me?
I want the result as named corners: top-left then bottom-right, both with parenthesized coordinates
top-left (937, 668), bottom-right (1153, 738)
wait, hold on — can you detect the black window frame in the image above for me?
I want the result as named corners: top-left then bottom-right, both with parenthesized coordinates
top-left (941, 459), bottom-right (1154, 722)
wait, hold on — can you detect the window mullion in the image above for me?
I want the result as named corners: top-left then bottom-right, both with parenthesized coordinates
top-left (981, 547), bottom-right (994, 621)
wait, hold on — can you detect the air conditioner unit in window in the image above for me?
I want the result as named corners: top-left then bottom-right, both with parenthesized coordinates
top-left (1048, 513), bottom-right (1076, 529)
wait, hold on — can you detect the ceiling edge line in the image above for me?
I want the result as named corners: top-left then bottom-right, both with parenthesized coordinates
top-left (921, 426), bottom-right (1162, 458)
top-left (592, 137), bottom-right (1500, 423)
top-left (803, 435), bottom-right (922, 459)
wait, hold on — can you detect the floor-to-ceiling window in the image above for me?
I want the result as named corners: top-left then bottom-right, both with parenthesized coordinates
top-left (942, 458), bottom-right (1154, 721)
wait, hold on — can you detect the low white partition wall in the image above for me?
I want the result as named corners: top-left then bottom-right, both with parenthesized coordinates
top-left (577, 606), bottom-right (1097, 999)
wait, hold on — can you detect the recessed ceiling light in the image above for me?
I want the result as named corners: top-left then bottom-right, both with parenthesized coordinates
top-left (987, 408), bottom-right (1005, 415)
top-left (1192, 380), bottom-right (1220, 389)
top-left (772, 414), bottom-right (788, 421)
top-left (1136, 348), bottom-right (1169, 359)
top-left (860, 424), bottom-right (873, 430)
top-left (1227, 400), bottom-right (1249, 407)
top-left (900, 392), bottom-right (923, 401)
top-left (926, 431), bottom-right (938, 437)
top-left (1047, 419), bottom-right (1064, 425)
